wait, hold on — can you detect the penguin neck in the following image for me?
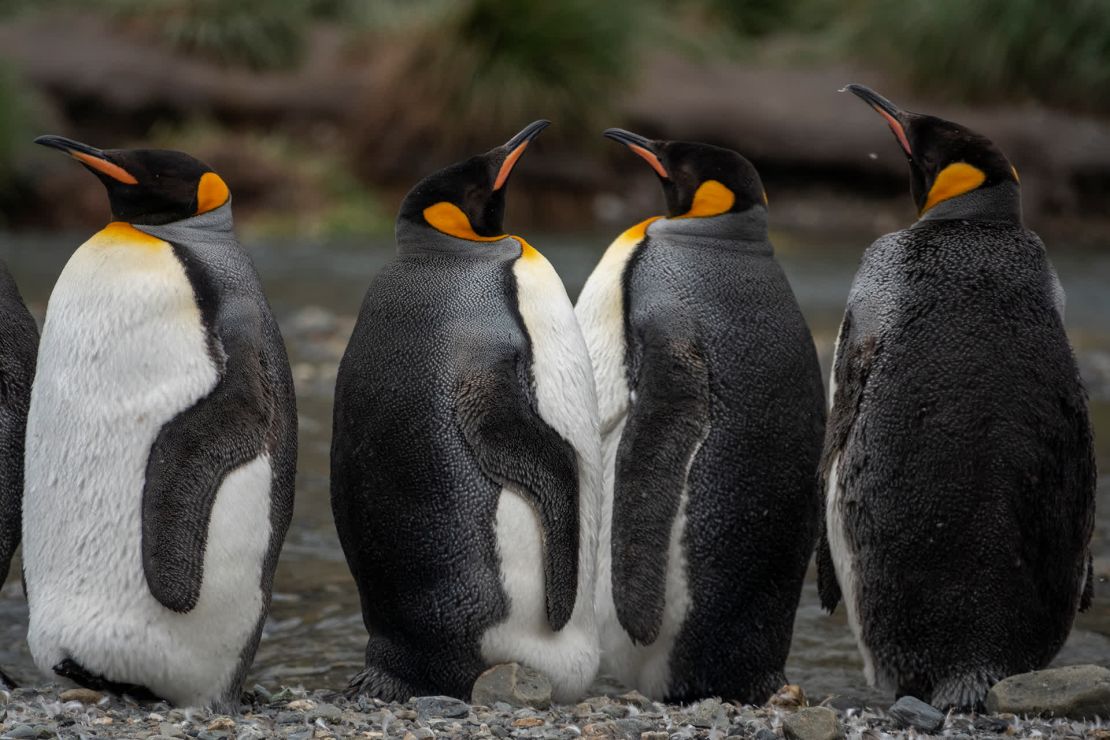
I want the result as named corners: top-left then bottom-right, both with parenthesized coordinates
top-left (648, 207), bottom-right (771, 252)
top-left (395, 219), bottom-right (521, 259)
top-left (132, 201), bottom-right (235, 243)
top-left (915, 181), bottom-right (1023, 226)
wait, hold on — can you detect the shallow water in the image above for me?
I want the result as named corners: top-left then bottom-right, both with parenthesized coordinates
top-left (1, 228), bottom-right (1108, 703)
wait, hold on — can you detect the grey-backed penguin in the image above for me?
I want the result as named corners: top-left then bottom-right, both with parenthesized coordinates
top-left (331, 120), bottom-right (602, 703)
top-left (23, 137), bottom-right (297, 707)
top-left (0, 259), bottom-right (38, 689)
top-left (817, 86), bottom-right (1096, 709)
top-left (575, 130), bottom-right (825, 704)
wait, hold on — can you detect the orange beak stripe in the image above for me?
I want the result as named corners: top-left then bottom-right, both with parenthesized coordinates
top-left (872, 105), bottom-right (912, 156)
top-left (629, 144), bottom-right (668, 179)
top-left (494, 142), bottom-right (529, 191)
top-left (70, 150), bottom-right (138, 185)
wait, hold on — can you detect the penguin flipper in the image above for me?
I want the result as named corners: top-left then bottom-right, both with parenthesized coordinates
top-left (456, 351), bottom-right (580, 631)
top-left (142, 297), bottom-right (274, 613)
top-left (0, 292), bottom-right (37, 589)
top-left (819, 309), bottom-right (875, 614)
top-left (612, 327), bottom-right (709, 646)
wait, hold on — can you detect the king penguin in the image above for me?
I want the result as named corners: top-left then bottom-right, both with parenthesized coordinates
top-left (23, 136), bottom-right (297, 707)
top-left (331, 120), bottom-right (602, 703)
top-left (817, 86), bottom-right (1096, 709)
top-left (0, 259), bottom-right (38, 689)
top-left (575, 130), bottom-right (825, 704)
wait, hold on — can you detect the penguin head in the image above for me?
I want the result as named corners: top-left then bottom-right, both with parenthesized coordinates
top-left (398, 120), bottom-right (549, 240)
top-left (845, 84), bottom-right (1018, 216)
top-left (35, 136), bottom-right (230, 226)
top-left (604, 128), bottom-right (767, 219)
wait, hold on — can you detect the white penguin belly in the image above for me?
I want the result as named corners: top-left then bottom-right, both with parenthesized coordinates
top-left (479, 243), bottom-right (602, 703)
top-left (22, 225), bottom-right (272, 707)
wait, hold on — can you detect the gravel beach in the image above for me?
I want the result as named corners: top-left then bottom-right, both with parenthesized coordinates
top-left (1, 681), bottom-right (1107, 740)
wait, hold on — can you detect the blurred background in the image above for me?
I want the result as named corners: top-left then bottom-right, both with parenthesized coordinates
top-left (0, 0), bottom-right (1108, 700)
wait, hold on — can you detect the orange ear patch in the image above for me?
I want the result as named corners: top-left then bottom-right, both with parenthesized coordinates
top-left (423, 202), bottom-right (506, 242)
top-left (922, 162), bottom-right (986, 213)
top-left (196, 172), bottom-right (230, 214)
top-left (677, 180), bottom-right (735, 219)
top-left (71, 151), bottom-right (138, 185)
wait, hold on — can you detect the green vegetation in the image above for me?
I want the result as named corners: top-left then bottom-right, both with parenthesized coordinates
top-left (105, 0), bottom-right (309, 70)
top-left (850, 0), bottom-right (1110, 113)
top-left (148, 120), bottom-right (391, 238)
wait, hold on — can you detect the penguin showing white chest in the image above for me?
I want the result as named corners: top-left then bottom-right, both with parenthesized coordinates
top-left (331, 121), bottom-right (602, 703)
top-left (576, 130), bottom-right (825, 704)
top-left (816, 86), bottom-right (1096, 709)
top-left (23, 137), bottom-right (297, 707)
top-left (0, 260), bottom-right (38, 689)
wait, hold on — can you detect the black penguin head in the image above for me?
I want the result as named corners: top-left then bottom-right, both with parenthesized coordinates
top-left (604, 128), bottom-right (766, 219)
top-left (398, 120), bottom-right (549, 240)
top-left (35, 135), bottom-right (230, 226)
top-left (845, 85), bottom-right (1018, 216)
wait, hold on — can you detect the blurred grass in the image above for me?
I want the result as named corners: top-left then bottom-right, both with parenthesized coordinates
top-left (849, 0), bottom-right (1110, 113)
top-left (148, 120), bottom-right (391, 239)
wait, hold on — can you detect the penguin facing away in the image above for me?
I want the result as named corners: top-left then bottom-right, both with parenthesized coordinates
top-left (817, 85), bottom-right (1096, 709)
top-left (23, 136), bottom-right (297, 707)
top-left (331, 120), bottom-right (602, 703)
top-left (575, 129), bottom-right (825, 704)
top-left (0, 259), bottom-right (38, 689)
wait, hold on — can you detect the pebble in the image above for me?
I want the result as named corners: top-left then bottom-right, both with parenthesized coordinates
top-left (888, 695), bottom-right (945, 733)
top-left (58, 687), bottom-right (104, 704)
top-left (782, 706), bottom-right (844, 740)
top-left (471, 663), bottom-right (552, 709)
top-left (986, 664), bottom-right (1110, 719)
top-left (308, 702), bottom-right (343, 722)
top-left (413, 694), bottom-right (470, 719)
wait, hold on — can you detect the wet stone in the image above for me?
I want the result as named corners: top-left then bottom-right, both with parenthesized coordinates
top-left (781, 706), bottom-right (844, 740)
top-left (471, 663), bottom-right (552, 710)
top-left (986, 664), bottom-right (1110, 720)
top-left (888, 695), bottom-right (945, 733)
top-left (276, 711), bottom-right (303, 724)
top-left (413, 695), bottom-right (470, 719)
top-left (617, 691), bottom-right (654, 711)
top-left (685, 697), bottom-right (724, 728)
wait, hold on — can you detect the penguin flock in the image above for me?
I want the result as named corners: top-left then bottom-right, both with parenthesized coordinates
top-left (0, 85), bottom-right (1095, 713)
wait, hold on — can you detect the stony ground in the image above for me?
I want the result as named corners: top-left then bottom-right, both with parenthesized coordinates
top-left (0, 684), bottom-right (1106, 740)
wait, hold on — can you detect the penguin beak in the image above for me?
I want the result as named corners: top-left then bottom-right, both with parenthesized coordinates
top-left (34, 135), bottom-right (139, 185)
top-left (604, 128), bottom-right (669, 179)
top-left (493, 119), bottom-right (550, 191)
top-left (843, 84), bottom-right (913, 158)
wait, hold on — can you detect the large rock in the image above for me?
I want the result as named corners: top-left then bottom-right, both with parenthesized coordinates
top-left (412, 695), bottom-right (469, 719)
top-left (781, 706), bottom-right (844, 740)
top-left (985, 664), bottom-right (1110, 719)
top-left (471, 663), bottom-right (552, 709)
top-left (888, 695), bottom-right (945, 733)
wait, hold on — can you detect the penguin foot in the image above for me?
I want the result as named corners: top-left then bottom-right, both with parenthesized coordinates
top-left (52, 658), bottom-right (164, 703)
top-left (926, 668), bottom-right (998, 712)
top-left (345, 664), bottom-right (421, 704)
top-left (0, 666), bottom-right (17, 690)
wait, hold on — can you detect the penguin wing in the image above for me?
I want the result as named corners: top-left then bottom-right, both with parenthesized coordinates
top-left (612, 320), bottom-right (710, 645)
top-left (817, 308), bottom-right (877, 613)
top-left (0, 304), bottom-right (37, 589)
top-left (142, 295), bottom-right (276, 613)
top-left (455, 347), bottom-right (580, 631)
